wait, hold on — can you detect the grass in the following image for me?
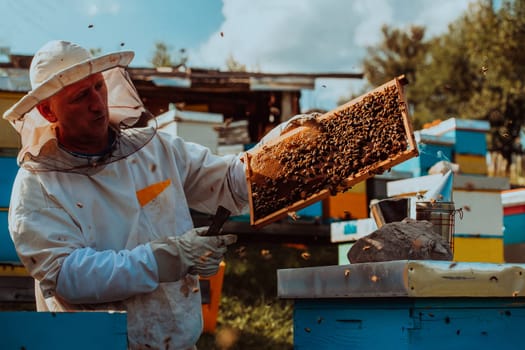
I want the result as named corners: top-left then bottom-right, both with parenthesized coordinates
top-left (197, 240), bottom-right (338, 350)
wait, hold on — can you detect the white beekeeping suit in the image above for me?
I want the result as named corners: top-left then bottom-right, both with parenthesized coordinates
top-left (4, 40), bottom-right (248, 349)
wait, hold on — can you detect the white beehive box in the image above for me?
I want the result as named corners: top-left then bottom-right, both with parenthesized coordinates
top-left (330, 218), bottom-right (378, 244)
top-left (152, 108), bottom-right (223, 154)
top-left (387, 174), bottom-right (509, 236)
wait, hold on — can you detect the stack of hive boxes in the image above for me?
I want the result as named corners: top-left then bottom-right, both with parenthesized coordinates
top-left (394, 118), bottom-right (489, 177)
top-left (0, 150), bottom-right (34, 303)
top-left (1, 91), bottom-right (37, 303)
top-left (391, 118), bottom-right (514, 263)
top-left (421, 118), bottom-right (489, 175)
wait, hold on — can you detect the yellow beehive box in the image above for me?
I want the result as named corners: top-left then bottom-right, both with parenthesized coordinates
top-left (0, 91), bottom-right (23, 149)
top-left (453, 236), bottom-right (504, 263)
top-left (345, 181), bottom-right (366, 194)
top-left (455, 153), bottom-right (487, 175)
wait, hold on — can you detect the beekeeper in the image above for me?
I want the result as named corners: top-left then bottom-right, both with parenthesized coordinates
top-left (3, 40), bottom-right (248, 349)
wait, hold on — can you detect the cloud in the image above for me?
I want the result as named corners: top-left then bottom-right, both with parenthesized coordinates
top-left (83, 0), bottom-right (121, 16)
top-left (190, 0), bottom-right (476, 111)
top-left (193, 0), bottom-right (474, 71)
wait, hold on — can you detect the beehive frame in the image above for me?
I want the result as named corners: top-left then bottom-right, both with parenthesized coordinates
top-left (244, 75), bottom-right (418, 228)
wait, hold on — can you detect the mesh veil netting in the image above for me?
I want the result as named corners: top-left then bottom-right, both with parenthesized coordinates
top-left (9, 67), bottom-right (157, 175)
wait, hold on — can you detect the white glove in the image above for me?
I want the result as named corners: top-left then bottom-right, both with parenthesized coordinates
top-left (150, 227), bottom-right (237, 282)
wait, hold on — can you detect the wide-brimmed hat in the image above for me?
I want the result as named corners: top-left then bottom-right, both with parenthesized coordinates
top-left (3, 40), bottom-right (134, 121)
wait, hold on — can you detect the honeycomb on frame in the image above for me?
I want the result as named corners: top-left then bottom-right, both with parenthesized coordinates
top-left (244, 75), bottom-right (419, 228)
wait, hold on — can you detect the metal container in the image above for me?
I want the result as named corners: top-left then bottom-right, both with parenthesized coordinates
top-left (370, 197), bottom-right (411, 228)
top-left (416, 201), bottom-right (456, 251)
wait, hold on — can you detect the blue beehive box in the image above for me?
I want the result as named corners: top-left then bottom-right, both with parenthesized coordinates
top-left (229, 201), bottom-right (322, 223)
top-left (0, 311), bottom-right (128, 349)
top-left (455, 129), bottom-right (488, 155)
top-left (0, 210), bottom-right (19, 262)
top-left (502, 189), bottom-right (525, 262)
top-left (418, 141), bottom-right (454, 175)
top-left (392, 132), bottom-right (454, 177)
top-left (391, 156), bottom-right (421, 177)
top-left (243, 143), bottom-right (257, 151)
top-left (393, 119), bottom-right (489, 177)
top-left (297, 201), bottom-right (322, 218)
top-left (278, 260), bottom-right (525, 349)
top-left (420, 118), bottom-right (489, 156)
top-left (0, 156), bottom-right (19, 263)
top-left (228, 214), bottom-right (251, 222)
top-left (0, 156), bottom-right (18, 207)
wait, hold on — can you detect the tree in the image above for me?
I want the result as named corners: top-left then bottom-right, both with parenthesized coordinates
top-left (363, 25), bottom-right (428, 88)
top-left (361, 0), bottom-right (525, 164)
top-left (150, 41), bottom-right (188, 68)
top-left (413, 0), bottom-right (525, 164)
top-left (89, 48), bottom-right (102, 57)
top-left (361, 25), bottom-right (429, 127)
top-left (226, 54), bottom-right (247, 72)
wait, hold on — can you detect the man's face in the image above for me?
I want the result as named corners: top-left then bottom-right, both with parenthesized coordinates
top-left (42, 73), bottom-right (110, 153)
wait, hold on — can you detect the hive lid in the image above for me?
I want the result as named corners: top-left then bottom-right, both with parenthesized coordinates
top-left (277, 260), bottom-right (525, 299)
top-left (422, 170), bottom-right (454, 202)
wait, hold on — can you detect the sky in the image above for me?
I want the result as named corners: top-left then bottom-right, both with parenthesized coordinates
top-left (0, 0), bottom-right (480, 112)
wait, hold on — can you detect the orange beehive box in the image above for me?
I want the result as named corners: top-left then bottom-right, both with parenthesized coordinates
top-left (323, 192), bottom-right (369, 220)
top-left (323, 181), bottom-right (368, 220)
top-left (244, 75), bottom-right (418, 228)
top-left (200, 261), bottom-right (226, 333)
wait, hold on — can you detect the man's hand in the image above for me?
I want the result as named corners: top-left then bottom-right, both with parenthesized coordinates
top-left (150, 227), bottom-right (237, 282)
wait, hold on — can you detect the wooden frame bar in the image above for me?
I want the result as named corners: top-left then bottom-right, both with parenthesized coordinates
top-left (244, 75), bottom-right (419, 228)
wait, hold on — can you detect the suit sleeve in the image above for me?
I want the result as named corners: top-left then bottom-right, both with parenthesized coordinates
top-left (9, 174), bottom-right (160, 303)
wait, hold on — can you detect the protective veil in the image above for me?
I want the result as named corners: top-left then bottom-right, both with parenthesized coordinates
top-left (6, 42), bottom-right (249, 349)
top-left (10, 67), bottom-right (156, 173)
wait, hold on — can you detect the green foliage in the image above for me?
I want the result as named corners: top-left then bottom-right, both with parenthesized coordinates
top-left (338, 24), bottom-right (428, 106)
top-left (361, 24), bottom-right (429, 128)
top-left (414, 0), bottom-right (501, 123)
top-left (226, 54), bottom-right (247, 72)
top-left (363, 25), bottom-right (428, 89)
top-left (150, 41), bottom-right (188, 68)
top-left (89, 48), bottom-right (102, 57)
top-left (362, 0), bottom-right (525, 157)
top-left (197, 241), bottom-right (338, 349)
top-left (413, 0), bottom-right (525, 160)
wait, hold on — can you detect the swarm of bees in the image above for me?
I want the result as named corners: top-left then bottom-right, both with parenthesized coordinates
top-left (246, 78), bottom-right (416, 225)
